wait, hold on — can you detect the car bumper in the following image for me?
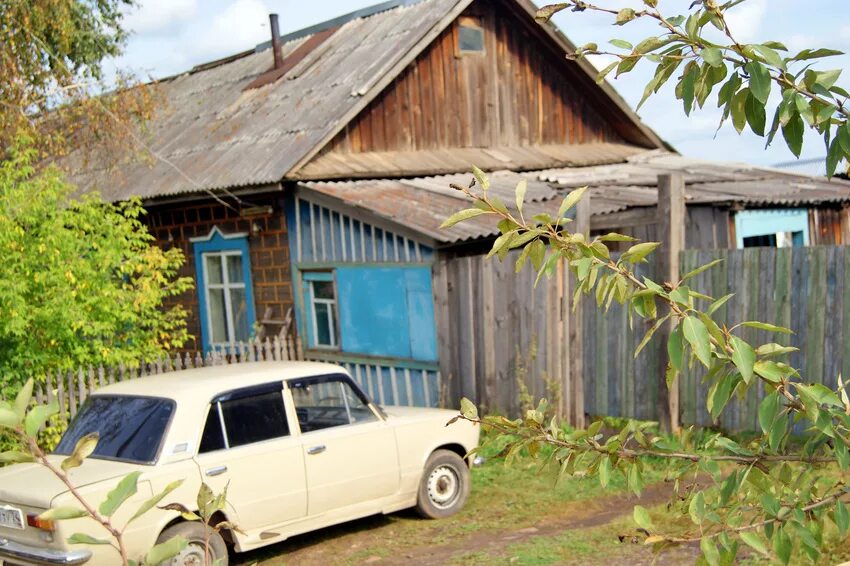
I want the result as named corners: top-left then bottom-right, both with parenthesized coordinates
top-left (0, 537), bottom-right (91, 565)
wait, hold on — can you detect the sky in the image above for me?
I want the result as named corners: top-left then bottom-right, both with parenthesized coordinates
top-left (108, 0), bottom-right (850, 168)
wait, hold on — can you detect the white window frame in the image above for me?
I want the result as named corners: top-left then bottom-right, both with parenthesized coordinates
top-left (202, 250), bottom-right (248, 346)
top-left (308, 279), bottom-right (338, 349)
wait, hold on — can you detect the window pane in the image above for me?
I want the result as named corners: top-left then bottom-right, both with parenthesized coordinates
top-left (290, 377), bottom-right (376, 432)
top-left (199, 406), bottom-right (225, 453)
top-left (313, 302), bottom-right (332, 346)
top-left (312, 280), bottom-right (335, 300)
top-left (459, 25), bottom-right (484, 52)
top-left (205, 255), bottom-right (223, 284)
top-left (221, 391), bottom-right (289, 447)
top-left (55, 396), bottom-right (173, 464)
top-left (208, 288), bottom-right (227, 343)
top-left (230, 287), bottom-right (250, 341)
top-left (226, 254), bottom-right (244, 283)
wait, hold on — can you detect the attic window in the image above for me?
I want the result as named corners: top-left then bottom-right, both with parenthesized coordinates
top-left (458, 17), bottom-right (484, 54)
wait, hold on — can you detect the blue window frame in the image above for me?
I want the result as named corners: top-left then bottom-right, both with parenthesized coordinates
top-left (302, 271), bottom-right (339, 349)
top-left (734, 209), bottom-right (809, 248)
top-left (191, 227), bottom-right (256, 352)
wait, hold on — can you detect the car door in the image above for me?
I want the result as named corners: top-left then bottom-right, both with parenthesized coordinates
top-left (288, 374), bottom-right (399, 516)
top-left (194, 381), bottom-right (307, 532)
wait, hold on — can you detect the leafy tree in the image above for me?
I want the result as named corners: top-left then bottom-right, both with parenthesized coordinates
top-left (536, 0), bottom-right (850, 176)
top-left (447, 1), bottom-right (850, 563)
top-left (0, 0), bottom-right (159, 159)
top-left (0, 139), bottom-right (192, 396)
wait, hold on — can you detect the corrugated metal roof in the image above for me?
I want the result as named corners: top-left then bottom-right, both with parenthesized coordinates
top-left (294, 143), bottom-right (646, 179)
top-left (300, 151), bottom-right (850, 244)
top-left (62, 0), bottom-right (466, 201)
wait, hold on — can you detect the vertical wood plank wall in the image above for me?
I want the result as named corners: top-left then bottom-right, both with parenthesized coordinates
top-left (319, 1), bottom-right (639, 160)
top-left (432, 251), bottom-right (576, 419)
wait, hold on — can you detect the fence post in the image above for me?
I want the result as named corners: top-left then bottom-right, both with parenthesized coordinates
top-left (657, 173), bottom-right (685, 432)
top-left (567, 193), bottom-right (591, 428)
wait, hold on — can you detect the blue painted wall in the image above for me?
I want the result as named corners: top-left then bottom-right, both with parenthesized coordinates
top-left (285, 193), bottom-right (441, 406)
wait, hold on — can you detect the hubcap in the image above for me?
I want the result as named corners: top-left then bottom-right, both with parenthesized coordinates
top-left (167, 541), bottom-right (208, 566)
top-left (427, 464), bottom-right (460, 509)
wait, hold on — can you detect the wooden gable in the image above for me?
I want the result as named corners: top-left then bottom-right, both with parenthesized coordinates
top-left (296, 0), bottom-right (662, 179)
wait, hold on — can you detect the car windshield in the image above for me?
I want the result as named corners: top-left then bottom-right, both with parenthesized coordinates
top-left (54, 395), bottom-right (175, 464)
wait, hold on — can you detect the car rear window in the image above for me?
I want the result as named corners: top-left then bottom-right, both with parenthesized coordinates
top-left (55, 395), bottom-right (174, 464)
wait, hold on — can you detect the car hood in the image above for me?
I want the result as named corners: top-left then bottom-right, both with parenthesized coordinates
top-left (0, 455), bottom-right (145, 509)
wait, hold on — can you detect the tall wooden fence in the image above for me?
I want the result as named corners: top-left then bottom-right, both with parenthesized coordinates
top-left (35, 335), bottom-right (301, 421)
top-left (584, 245), bottom-right (850, 431)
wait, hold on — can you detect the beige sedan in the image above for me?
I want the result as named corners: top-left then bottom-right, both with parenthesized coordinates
top-left (0, 362), bottom-right (479, 565)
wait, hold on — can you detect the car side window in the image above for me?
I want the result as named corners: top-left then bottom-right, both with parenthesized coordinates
top-left (290, 375), bottom-right (377, 433)
top-left (199, 382), bottom-right (289, 453)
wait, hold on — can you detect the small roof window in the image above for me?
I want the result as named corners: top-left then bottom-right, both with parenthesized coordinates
top-left (458, 17), bottom-right (484, 54)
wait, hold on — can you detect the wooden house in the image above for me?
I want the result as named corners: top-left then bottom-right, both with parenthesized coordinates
top-left (65, 0), bottom-right (850, 419)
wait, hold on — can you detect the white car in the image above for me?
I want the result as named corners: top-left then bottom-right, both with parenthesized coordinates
top-left (0, 362), bottom-right (479, 565)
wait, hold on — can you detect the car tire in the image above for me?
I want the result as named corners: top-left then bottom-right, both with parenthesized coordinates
top-left (155, 521), bottom-right (228, 566)
top-left (415, 449), bottom-right (470, 519)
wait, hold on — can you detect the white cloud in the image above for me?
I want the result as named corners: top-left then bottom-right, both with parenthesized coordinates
top-left (191, 0), bottom-right (270, 60)
top-left (123, 0), bottom-right (199, 35)
top-left (724, 0), bottom-right (768, 43)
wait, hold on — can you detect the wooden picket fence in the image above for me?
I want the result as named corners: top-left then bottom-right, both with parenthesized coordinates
top-left (34, 335), bottom-right (302, 421)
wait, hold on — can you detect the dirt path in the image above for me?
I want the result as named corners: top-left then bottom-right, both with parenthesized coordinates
top-left (378, 481), bottom-right (679, 565)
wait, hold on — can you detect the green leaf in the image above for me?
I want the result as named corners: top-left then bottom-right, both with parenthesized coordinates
top-left (471, 165), bottom-right (490, 191)
top-left (144, 536), bottom-right (188, 566)
top-left (514, 179), bottom-right (527, 214)
top-left (529, 240), bottom-right (546, 271)
top-left (791, 48), bottom-right (844, 61)
top-left (700, 537), bottom-right (720, 566)
top-left (0, 450), bottom-right (34, 464)
top-left (623, 242), bottom-right (660, 264)
top-left (598, 232), bottom-right (637, 242)
top-left (596, 61), bottom-right (618, 83)
top-left (99, 471), bottom-right (142, 517)
top-left (689, 491), bottom-right (705, 523)
top-left (558, 187), bottom-right (588, 219)
top-left (706, 293), bottom-right (733, 316)
top-left (708, 373), bottom-right (739, 419)
top-left (740, 321), bottom-right (792, 334)
top-left (773, 528), bottom-right (792, 565)
top-left (682, 316), bottom-right (712, 368)
top-left (758, 391), bottom-right (780, 434)
top-left (667, 326), bottom-right (684, 371)
top-left (827, 137), bottom-right (844, 178)
top-left (440, 208), bottom-right (489, 229)
top-left (534, 3), bottom-right (569, 23)
top-left (61, 433), bottom-right (99, 472)
top-left (0, 407), bottom-right (19, 429)
top-left (754, 44), bottom-right (785, 69)
top-left (701, 47), bottom-right (723, 68)
top-left (753, 360), bottom-right (787, 383)
top-left (38, 507), bottom-right (88, 521)
top-left (609, 39), bottom-right (633, 50)
top-left (746, 61), bottom-right (771, 104)
top-left (25, 401), bottom-right (59, 438)
top-left (782, 113), bottom-right (804, 157)
top-left (731, 88), bottom-right (748, 133)
top-left (635, 314), bottom-right (671, 358)
top-left (680, 259), bottom-right (723, 283)
top-left (486, 231), bottom-right (517, 260)
top-left (835, 501), bottom-right (850, 536)
top-left (599, 456), bottom-right (611, 488)
top-left (633, 505), bottom-right (653, 530)
top-left (745, 91), bottom-right (766, 136)
top-left (68, 533), bottom-right (112, 545)
top-left (128, 479), bottom-right (184, 524)
top-left (668, 286), bottom-right (689, 305)
top-left (739, 531), bottom-right (769, 556)
top-left (460, 398), bottom-right (478, 420)
top-left (14, 379), bottom-right (34, 420)
top-left (769, 413), bottom-right (788, 451)
top-left (729, 336), bottom-right (755, 384)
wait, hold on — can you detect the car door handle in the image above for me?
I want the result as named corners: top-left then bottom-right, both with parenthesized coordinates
top-left (205, 465), bottom-right (228, 477)
top-left (307, 445), bottom-right (326, 455)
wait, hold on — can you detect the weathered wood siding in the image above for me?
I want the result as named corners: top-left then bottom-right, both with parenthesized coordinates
top-left (319, 0), bottom-right (644, 162)
top-left (432, 251), bottom-right (580, 420)
top-left (583, 246), bottom-right (850, 431)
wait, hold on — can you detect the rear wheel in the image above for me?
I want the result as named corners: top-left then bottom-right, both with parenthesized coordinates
top-left (156, 521), bottom-right (228, 566)
top-left (415, 449), bottom-right (470, 519)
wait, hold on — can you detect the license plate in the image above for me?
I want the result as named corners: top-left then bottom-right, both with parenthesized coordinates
top-left (0, 506), bottom-right (24, 530)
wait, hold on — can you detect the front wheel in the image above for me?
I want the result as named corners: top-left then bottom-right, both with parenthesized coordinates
top-left (156, 521), bottom-right (228, 566)
top-left (415, 449), bottom-right (470, 519)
